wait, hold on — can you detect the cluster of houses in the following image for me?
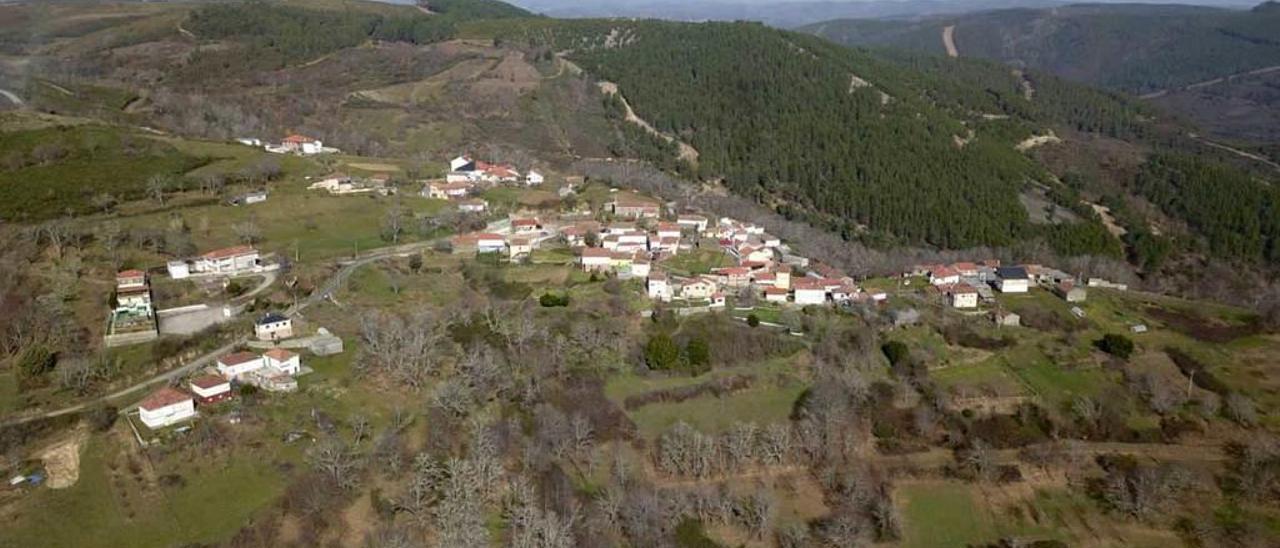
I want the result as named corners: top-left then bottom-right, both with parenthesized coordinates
top-left (308, 172), bottom-right (396, 196)
top-left (105, 269), bottom-right (160, 347)
top-left (447, 155), bottom-right (543, 186)
top-left (238, 134), bottom-right (338, 156)
top-left (135, 313), bottom-right (304, 430)
top-left (914, 261), bottom-right (1088, 309)
top-left (166, 245), bottom-right (262, 280)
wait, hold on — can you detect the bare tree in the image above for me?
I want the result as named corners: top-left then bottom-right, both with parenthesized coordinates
top-left (147, 174), bottom-right (170, 205)
top-left (232, 216), bottom-right (262, 246)
top-left (90, 192), bottom-right (116, 214)
top-left (306, 436), bottom-right (360, 490)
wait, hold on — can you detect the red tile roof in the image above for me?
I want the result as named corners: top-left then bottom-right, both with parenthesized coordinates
top-left (117, 269), bottom-right (146, 278)
top-left (581, 248), bottom-right (612, 258)
top-left (202, 245), bottom-right (256, 260)
top-left (764, 287), bottom-right (789, 295)
top-left (139, 387), bottom-right (191, 411)
top-left (283, 134), bottom-right (317, 143)
top-left (264, 348), bottom-right (297, 361)
top-left (218, 351), bottom-right (260, 366)
top-left (930, 266), bottom-right (960, 279)
top-left (189, 375), bottom-right (229, 390)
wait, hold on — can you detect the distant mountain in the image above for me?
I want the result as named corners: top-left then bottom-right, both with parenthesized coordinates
top-left (801, 2), bottom-right (1280, 95)
top-left (508, 0), bottom-right (1070, 27)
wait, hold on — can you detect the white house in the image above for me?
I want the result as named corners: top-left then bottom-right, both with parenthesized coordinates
top-left (137, 387), bottom-right (196, 429)
top-left (946, 285), bottom-right (979, 309)
top-left (195, 246), bottom-right (260, 275)
top-left (525, 171), bottom-right (544, 185)
top-left (282, 134), bottom-right (323, 155)
top-left (254, 313), bottom-right (293, 342)
top-left (580, 248), bottom-right (613, 271)
top-left (763, 286), bottom-right (789, 303)
top-left (458, 199), bottom-right (488, 213)
top-left (475, 233), bottom-right (507, 254)
top-left (929, 266), bottom-right (961, 287)
top-left (217, 351), bottom-right (265, 378)
top-left (679, 279), bottom-right (718, 300)
top-left (647, 272), bottom-right (672, 301)
top-left (655, 223), bottom-right (682, 241)
top-left (263, 348), bottom-right (301, 376)
top-left (189, 375), bottom-right (233, 404)
top-left (995, 267), bottom-right (1030, 294)
top-left (792, 279), bottom-right (827, 306)
top-left (166, 260), bottom-right (190, 280)
top-left (630, 257), bottom-right (651, 278)
top-left (508, 236), bottom-right (534, 260)
top-left (677, 214), bottom-right (709, 232)
top-left (423, 181), bottom-right (472, 200)
top-left (512, 218), bottom-right (542, 234)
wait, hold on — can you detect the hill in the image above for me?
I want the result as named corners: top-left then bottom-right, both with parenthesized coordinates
top-left (801, 2), bottom-right (1280, 144)
top-left (3, 0), bottom-right (1279, 268)
top-left (802, 2), bottom-right (1280, 95)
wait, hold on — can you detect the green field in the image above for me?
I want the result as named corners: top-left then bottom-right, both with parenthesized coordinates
top-left (0, 437), bottom-right (286, 548)
top-left (897, 481), bottom-right (1062, 547)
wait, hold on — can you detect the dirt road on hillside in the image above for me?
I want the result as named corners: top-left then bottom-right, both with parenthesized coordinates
top-left (942, 25), bottom-right (959, 58)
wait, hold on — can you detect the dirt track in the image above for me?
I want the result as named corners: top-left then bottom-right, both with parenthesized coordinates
top-left (942, 25), bottom-right (959, 58)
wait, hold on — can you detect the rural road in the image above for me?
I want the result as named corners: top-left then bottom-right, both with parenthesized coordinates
top-left (1139, 64), bottom-right (1280, 99)
top-left (2, 221), bottom-right (505, 427)
top-left (0, 88), bottom-right (23, 106)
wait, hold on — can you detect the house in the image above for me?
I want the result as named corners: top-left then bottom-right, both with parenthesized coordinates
top-left (166, 260), bottom-right (190, 279)
top-left (952, 262), bottom-right (980, 277)
top-left (512, 218), bottom-right (542, 234)
top-left (525, 171), bottom-right (545, 185)
top-left (189, 375), bottom-right (233, 405)
top-left (710, 293), bottom-right (726, 308)
top-left (737, 246), bottom-right (773, 265)
top-left (944, 284), bottom-right (979, 309)
top-left (508, 236), bottom-right (534, 260)
top-left (254, 313), bottom-right (293, 342)
top-left (1054, 281), bottom-right (1087, 303)
top-left (713, 267), bottom-right (752, 288)
top-left (423, 181), bottom-right (472, 200)
top-left (263, 348), bottom-right (301, 376)
top-left (677, 214), bottom-right (709, 232)
top-left (613, 231), bottom-right (649, 253)
top-left (195, 246), bottom-right (260, 275)
top-left (630, 256), bottom-right (652, 278)
top-left (679, 278), bottom-right (718, 300)
top-left (458, 198), bottom-right (488, 213)
top-left (580, 248), bottom-right (613, 272)
top-left (446, 171), bottom-right (473, 184)
top-left (763, 286), bottom-right (789, 303)
top-left (760, 234), bottom-right (782, 248)
top-left (450, 155), bottom-right (476, 172)
top-left (792, 278), bottom-right (828, 306)
top-left (477, 162), bottom-right (520, 183)
top-left (609, 197), bottom-right (660, 219)
top-left (116, 269), bottom-right (147, 291)
top-left (774, 271), bottom-right (792, 290)
top-left (995, 267), bottom-right (1030, 293)
top-left (929, 266), bottom-right (961, 287)
top-left (217, 351), bottom-right (264, 378)
top-left (137, 387), bottom-right (196, 429)
top-left (647, 272), bottom-right (672, 301)
top-left (281, 134), bottom-right (323, 155)
top-left (656, 222), bottom-right (682, 241)
top-left (474, 233), bottom-right (507, 254)
top-left (1087, 278), bottom-right (1129, 291)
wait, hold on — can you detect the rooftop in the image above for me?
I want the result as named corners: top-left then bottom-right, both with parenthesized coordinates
top-left (139, 387), bottom-right (191, 411)
top-left (219, 351), bottom-right (260, 366)
top-left (256, 312), bottom-right (289, 325)
top-left (202, 245), bottom-right (257, 260)
top-left (264, 348), bottom-right (298, 361)
top-left (189, 375), bottom-right (230, 390)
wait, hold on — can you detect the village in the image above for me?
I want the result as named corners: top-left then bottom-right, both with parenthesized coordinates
top-left (99, 148), bottom-right (1141, 445)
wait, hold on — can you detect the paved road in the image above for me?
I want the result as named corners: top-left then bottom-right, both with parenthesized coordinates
top-left (2, 222), bottom-right (508, 426)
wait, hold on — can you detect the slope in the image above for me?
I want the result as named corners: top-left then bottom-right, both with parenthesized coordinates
top-left (801, 2), bottom-right (1280, 96)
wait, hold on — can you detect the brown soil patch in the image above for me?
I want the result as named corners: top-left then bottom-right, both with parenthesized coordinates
top-left (1143, 304), bottom-right (1261, 343)
top-left (37, 428), bottom-right (88, 489)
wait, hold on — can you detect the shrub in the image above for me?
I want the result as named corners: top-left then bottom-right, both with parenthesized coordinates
top-left (16, 345), bottom-right (56, 379)
top-left (645, 333), bottom-right (681, 371)
top-left (881, 340), bottom-right (910, 366)
top-left (87, 405), bottom-right (119, 432)
top-left (539, 293), bottom-right (570, 307)
top-left (683, 338), bottom-right (711, 375)
top-left (1097, 334), bottom-right (1135, 359)
top-left (746, 313), bottom-right (760, 327)
top-left (224, 279), bottom-right (245, 297)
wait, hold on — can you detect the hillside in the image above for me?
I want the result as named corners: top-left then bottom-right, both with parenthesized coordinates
top-left (801, 2), bottom-right (1280, 144)
top-left (802, 2), bottom-right (1280, 95)
top-left (2, 1), bottom-right (1279, 266)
